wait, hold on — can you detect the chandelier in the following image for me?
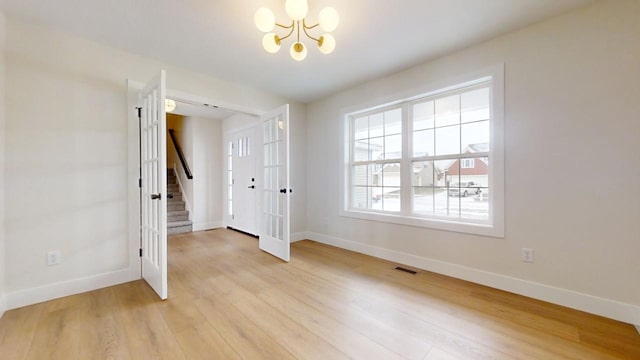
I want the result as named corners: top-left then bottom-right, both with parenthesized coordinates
top-left (254, 0), bottom-right (339, 61)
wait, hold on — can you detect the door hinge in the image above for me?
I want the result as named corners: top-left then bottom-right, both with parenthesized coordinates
top-left (138, 178), bottom-right (142, 188)
top-left (139, 248), bottom-right (143, 257)
top-left (136, 107), bottom-right (142, 119)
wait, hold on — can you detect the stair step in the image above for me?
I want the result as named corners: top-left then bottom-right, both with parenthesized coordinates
top-left (168, 203), bottom-right (186, 211)
top-left (168, 213), bottom-right (189, 222)
top-left (167, 193), bottom-right (182, 201)
top-left (168, 220), bottom-right (192, 227)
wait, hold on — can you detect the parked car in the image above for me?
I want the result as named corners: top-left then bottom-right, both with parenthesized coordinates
top-left (448, 181), bottom-right (482, 197)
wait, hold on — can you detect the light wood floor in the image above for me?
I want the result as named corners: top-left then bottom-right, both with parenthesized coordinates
top-left (1, 229), bottom-right (639, 359)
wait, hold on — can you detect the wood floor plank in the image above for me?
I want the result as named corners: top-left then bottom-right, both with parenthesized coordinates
top-left (0, 229), bottom-right (638, 360)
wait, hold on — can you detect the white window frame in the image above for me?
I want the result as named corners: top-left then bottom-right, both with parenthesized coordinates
top-left (340, 64), bottom-right (505, 238)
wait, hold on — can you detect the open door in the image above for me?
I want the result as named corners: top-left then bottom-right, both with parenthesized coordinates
top-left (139, 70), bottom-right (168, 299)
top-left (259, 105), bottom-right (290, 261)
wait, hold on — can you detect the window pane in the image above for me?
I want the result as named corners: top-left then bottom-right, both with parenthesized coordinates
top-left (435, 94), bottom-right (460, 127)
top-left (461, 87), bottom-right (490, 123)
top-left (352, 186), bottom-right (370, 209)
top-left (370, 137), bottom-right (384, 160)
top-left (436, 187), bottom-right (460, 218)
top-left (353, 165), bottom-right (368, 186)
top-left (413, 101), bottom-right (434, 130)
top-left (461, 120), bottom-right (489, 154)
top-left (369, 113), bottom-right (384, 138)
top-left (435, 125), bottom-right (460, 156)
top-left (384, 134), bottom-right (402, 159)
top-left (382, 187), bottom-right (401, 212)
top-left (384, 108), bottom-right (402, 135)
top-left (354, 139), bottom-right (369, 161)
top-left (413, 129), bottom-right (434, 157)
top-left (435, 159), bottom-right (455, 187)
top-left (354, 117), bottom-right (368, 140)
top-left (412, 161), bottom-right (434, 187)
top-left (413, 186), bottom-right (434, 215)
top-left (382, 163), bottom-right (401, 187)
top-left (371, 164), bottom-right (383, 187)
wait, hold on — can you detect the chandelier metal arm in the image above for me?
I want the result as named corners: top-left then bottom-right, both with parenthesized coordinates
top-left (277, 20), bottom-right (296, 41)
top-left (302, 19), bottom-right (319, 30)
top-left (302, 19), bottom-right (320, 42)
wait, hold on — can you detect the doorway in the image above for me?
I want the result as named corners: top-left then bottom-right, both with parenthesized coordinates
top-left (226, 127), bottom-right (258, 236)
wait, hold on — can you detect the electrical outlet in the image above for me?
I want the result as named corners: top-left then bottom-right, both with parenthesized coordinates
top-left (47, 250), bottom-right (61, 266)
top-left (522, 248), bottom-right (534, 263)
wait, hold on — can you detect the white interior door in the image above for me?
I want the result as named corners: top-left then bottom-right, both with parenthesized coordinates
top-left (260, 105), bottom-right (290, 261)
top-left (140, 70), bottom-right (168, 299)
top-left (228, 128), bottom-right (257, 235)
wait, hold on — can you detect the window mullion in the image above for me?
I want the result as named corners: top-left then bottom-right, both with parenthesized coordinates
top-left (400, 103), bottom-right (411, 216)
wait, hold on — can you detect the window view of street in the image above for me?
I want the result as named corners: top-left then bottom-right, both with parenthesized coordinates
top-left (350, 83), bottom-right (491, 222)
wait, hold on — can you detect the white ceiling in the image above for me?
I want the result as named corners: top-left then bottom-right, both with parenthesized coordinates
top-left (0, 0), bottom-right (593, 103)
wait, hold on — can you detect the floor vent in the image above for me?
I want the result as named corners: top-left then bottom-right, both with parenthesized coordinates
top-left (394, 266), bottom-right (418, 275)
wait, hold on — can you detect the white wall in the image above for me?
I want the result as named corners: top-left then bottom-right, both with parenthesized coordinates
top-left (0, 12), bottom-right (6, 317)
top-left (3, 17), bottom-right (303, 308)
top-left (306, 0), bottom-right (640, 324)
top-left (188, 116), bottom-right (223, 230)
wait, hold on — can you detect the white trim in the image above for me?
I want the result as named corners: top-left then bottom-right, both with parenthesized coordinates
top-left (192, 221), bottom-right (224, 232)
top-left (305, 231), bottom-right (640, 326)
top-left (635, 325), bottom-right (640, 335)
top-left (3, 268), bottom-right (139, 311)
top-left (290, 232), bottom-right (307, 243)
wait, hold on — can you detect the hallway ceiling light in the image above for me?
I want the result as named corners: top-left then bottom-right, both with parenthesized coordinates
top-left (255, 0), bottom-right (339, 61)
top-left (165, 99), bottom-right (176, 112)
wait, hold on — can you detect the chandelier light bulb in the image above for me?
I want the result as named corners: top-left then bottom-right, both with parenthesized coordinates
top-left (318, 7), bottom-right (339, 32)
top-left (318, 34), bottom-right (336, 54)
top-left (285, 0), bottom-right (308, 21)
top-left (254, 8), bottom-right (275, 33)
top-left (290, 42), bottom-right (307, 61)
top-left (262, 33), bottom-right (281, 53)
top-left (165, 99), bottom-right (176, 112)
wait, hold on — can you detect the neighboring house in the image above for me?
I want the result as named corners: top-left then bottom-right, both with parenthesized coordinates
top-left (445, 143), bottom-right (489, 186)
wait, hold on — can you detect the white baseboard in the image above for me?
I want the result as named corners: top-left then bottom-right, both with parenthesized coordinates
top-left (192, 221), bottom-right (224, 232)
top-left (290, 232), bottom-right (307, 243)
top-left (305, 231), bottom-right (640, 326)
top-left (4, 267), bottom-right (140, 311)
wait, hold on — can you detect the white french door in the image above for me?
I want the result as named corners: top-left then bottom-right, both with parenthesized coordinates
top-left (227, 127), bottom-right (258, 235)
top-left (139, 70), bottom-right (168, 299)
top-left (259, 105), bottom-right (290, 261)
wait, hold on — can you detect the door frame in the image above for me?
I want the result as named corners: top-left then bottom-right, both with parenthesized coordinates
top-left (126, 80), bottom-right (267, 279)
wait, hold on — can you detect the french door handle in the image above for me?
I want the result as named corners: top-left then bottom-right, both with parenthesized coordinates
top-left (279, 188), bottom-right (293, 193)
top-left (150, 193), bottom-right (161, 200)
top-left (248, 185), bottom-right (255, 189)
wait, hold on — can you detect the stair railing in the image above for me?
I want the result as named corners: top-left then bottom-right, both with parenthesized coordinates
top-left (168, 129), bottom-right (193, 180)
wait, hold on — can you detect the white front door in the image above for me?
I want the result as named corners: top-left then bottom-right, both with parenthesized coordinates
top-left (139, 70), bottom-right (168, 300)
top-left (227, 127), bottom-right (257, 235)
top-left (259, 105), bottom-right (290, 262)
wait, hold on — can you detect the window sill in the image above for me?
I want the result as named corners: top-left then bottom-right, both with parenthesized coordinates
top-left (340, 209), bottom-right (504, 238)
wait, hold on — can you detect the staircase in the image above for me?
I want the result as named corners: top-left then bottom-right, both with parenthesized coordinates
top-left (167, 169), bottom-right (192, 235)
